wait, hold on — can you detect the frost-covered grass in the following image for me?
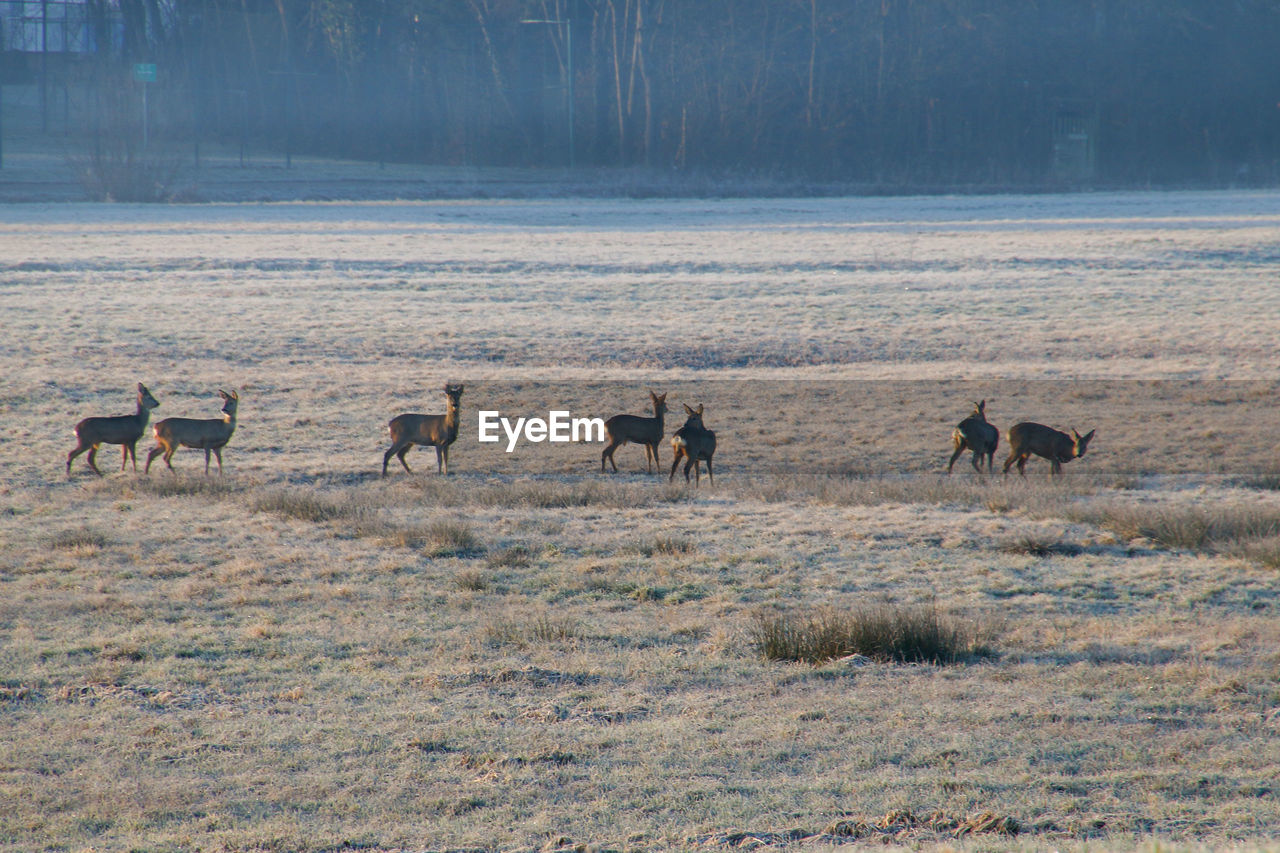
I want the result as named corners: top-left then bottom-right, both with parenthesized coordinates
top-left (1, 193), bottom-right (1280, 851)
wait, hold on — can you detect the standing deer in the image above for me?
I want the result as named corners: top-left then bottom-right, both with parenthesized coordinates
top-left (669, 403), bottom-right (716, 486)
top-left (1003, 422), bottom-right (1095, 479)
top-left (947, 399), bottom-right (999, 476)
top-left (67, 383), bottom-right (160, 476)
top-left (145, 389), bottom-right (239, 475)
top-left (383, 383), bottom-right (464, 476)
top-left (601, 390), bottom-right (667, 473)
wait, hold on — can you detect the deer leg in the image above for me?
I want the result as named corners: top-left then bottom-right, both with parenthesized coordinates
top-left (144, 444), bottom-right (164, 474)
top-left (1002, 451), bottom-right (1017, 478)
top-left (212, 447), bottom-right (224, 475)
top-left (120, 444), bottom-right (130, 472)
top-left (602, 441), bottom-right (621, 473)
top-left (971, 451), bottom-right (984, 475)
top-left (947, 441), bottom-right (966, 475)
top-left (437, 446), bottom-right (449, 476)
top-left (705, 457), bottom-right (714, 486)
top-left (162, 445), bottom-right (178, 473)
top-left (669, 452), bottom-right (682, 482)
top-left (67, 443), bottom-right (88, 476)
top-left (382, 442), bottom-right (402, 476)
top-left (203, 448), bottom-right (213, 476)
top-left (1050, 459), bottom-right (1062, 479)
top-left (1016, 456), bottom-right (1028, 478)
top-left (396, 446), bottom-right (413, 473)
top-left (86, 444), bottom-right (104, 477)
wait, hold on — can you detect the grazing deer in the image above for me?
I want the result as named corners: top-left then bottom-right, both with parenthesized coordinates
top-left (383, 383), bottom-right (464, 476)
top-left (67, 383), bottom-right (160, 477)
top-left (601, 390), bottom-right (667, 473)
top-left (145, 389), bottom-right (239, 475)
top-left (1003, 422), bottom-right (1095, 479)
top-left (669, 403), bottom-right (716, 486)
top-left (947, 399), bottom-right (999, 476)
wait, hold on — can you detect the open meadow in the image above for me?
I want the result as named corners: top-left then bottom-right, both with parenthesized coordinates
top-left (2, 191), bottom-right (1280, 852)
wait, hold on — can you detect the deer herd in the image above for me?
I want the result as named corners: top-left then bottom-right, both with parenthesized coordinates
top-left (66, 386), bottom-right (1091, 486)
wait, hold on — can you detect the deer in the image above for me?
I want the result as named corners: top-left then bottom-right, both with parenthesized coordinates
top-left (1002, 422), bottom-right (1095, 479)
top-left (947, 399), bottom-right (999, 476)
top-left (601, 390), bottom-right (667, 473)
top-left (66, 383), bottom-right (161, 477)
top-left (145, 389), bottom-right (239, 475)
top-left (382, 383), bottom-right (464, 476)
top-left (669, 403), bottom-right (716, 486)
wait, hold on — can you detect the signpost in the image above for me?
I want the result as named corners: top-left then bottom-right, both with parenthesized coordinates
top-left (133, 63), bottom-right (157, 149)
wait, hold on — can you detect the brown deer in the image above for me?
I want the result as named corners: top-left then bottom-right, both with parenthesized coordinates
top-left (947, 399), bottom-right (999, 476)
top-left (383, 383), bottom-right (464, 476)
top-left (67, 383), bottom-right (161, 476)
top-left (669, 403), bottom-right (716, 486)
top-left (601, 390), bottom-right (667, 473)
top-left (145, 389), bottom-right (239, 475)
top-left (1003, 422), bottom-right (1095, 479)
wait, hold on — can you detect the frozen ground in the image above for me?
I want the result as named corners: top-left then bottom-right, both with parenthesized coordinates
top-left (1, 188), bottom-right (1279, 852)
top-left (2, 190), bottom-right (1280, 392)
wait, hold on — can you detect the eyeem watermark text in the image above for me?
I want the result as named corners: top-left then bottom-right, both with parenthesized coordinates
top-left (478, 411), bottom-right (606, 452)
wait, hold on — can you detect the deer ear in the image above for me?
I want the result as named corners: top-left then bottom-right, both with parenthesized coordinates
top-left (684, 403), bottom-right (696, 415)
top-left (696, 404), bottom-right (704, 416)
top-left (1083, 429), bottom-right (1095, 442)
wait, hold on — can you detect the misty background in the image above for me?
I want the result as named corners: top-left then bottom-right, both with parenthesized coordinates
top-left (2, 0), bottom-right (1279, 189)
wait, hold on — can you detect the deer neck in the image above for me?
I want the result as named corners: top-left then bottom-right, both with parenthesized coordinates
top-left (443, 403), bottom-right (460, 437)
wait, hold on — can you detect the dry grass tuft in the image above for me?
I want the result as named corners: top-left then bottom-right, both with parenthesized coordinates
top-left (630, 535), bottom-right (695, 557)
top-left (751, 605), bottom-right (992, 665)
top-left (411, 520), bottom-right (481, 557)
top-left (1235, 536), bottom-right (1280, 570)
top-left (47, 527), bottom-right (112, 551)
top-left (1071, 502), bottom-right (1280, 551)
top-left (997, 536), bottom-right (1083, 557)
top-left (487, 544), bottom-right (534, 568)
top-left (116, 476), bottom-right (241, 499)
top-left (483, 612), bottom-right (580, 647)
top-left (252, 489), bottom-right (364, 524)
top-left (454, 569), bottom-right (490, 591)
top-left (408, 478), bottom-right (690, 509)
top-left (824, 809), bottom-right (1020, 839)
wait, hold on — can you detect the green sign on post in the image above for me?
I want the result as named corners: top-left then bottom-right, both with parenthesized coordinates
top-left (133, 64), bottom-right (157, 148)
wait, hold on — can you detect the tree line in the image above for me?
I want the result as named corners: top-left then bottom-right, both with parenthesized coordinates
top-left (67, 0), bottom-right (1280, 185)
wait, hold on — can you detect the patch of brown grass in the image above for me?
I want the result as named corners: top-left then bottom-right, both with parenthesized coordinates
top-left (750, 604), bottom-right (994, 665)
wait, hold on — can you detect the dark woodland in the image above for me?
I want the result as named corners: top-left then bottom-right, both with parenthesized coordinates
top-left (9, 0), bottom-right (1280, 187)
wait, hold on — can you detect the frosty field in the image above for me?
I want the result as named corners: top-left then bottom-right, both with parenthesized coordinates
top-left (2, 190), bottom-right (1280, 852)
